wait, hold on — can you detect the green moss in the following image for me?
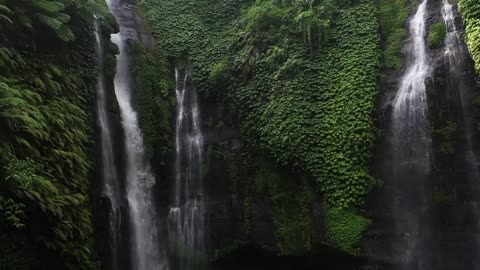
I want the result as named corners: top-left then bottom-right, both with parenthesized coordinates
top-left (132, 44), bottom-right (174, 161)
top-left (255, 161), bottom-right (314, 255)
top-left (433, 121), bottom-right (457, 156)
top-left (218, 144), bottom-right (314, 255)
top-left (428, 22), bottom-right (446, 49)
top-left (324, 207), bottom-right (371, 255)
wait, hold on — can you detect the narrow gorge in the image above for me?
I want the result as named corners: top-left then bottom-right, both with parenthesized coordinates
top-left (1, 0), bottom-right (480, 270)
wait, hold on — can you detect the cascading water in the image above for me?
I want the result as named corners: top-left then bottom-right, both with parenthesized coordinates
top-left (95, 18), bottom-right (122, 270)
top-left (168, 65), bottom-right (207, 269)
top-left (441, 0), bottom-right (480, 268)
top-left (389, 0), bottom-right (432, 268)
top-left (392, 0), bottom-right (431, 169)
top-left (442, 0), bottom-right (480, 186)
top-left (106, 0), bottom-right (166, 269)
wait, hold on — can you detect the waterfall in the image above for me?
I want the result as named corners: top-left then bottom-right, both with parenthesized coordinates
top-left (442, 0), bottom-right (480, 178)
top-left (392, 0), bottom-right (431, 169)
top-left (95, 18), bottom-right (122, 270)
top-left (389, 0), bottom-right (432, 268)
top-left (168, 65), bottom-right (207, 269)
top-left (442, 0), bottom-right (480, 268)
top-left (106, 0), bottom-right (167, 269)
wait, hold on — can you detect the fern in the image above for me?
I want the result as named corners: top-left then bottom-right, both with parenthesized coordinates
top-left (35, 13), bottom-right (75, 41)
top-left (0, 4), bottom-right (13, 23)
top-left (3, 0), bottom-right (94, 42)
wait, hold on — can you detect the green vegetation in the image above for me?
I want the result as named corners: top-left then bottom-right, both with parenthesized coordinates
top-left (428, 22), bottom-right (446, 49)
top-left (2, 0), bottom-right (106, 41)
top-left (218, 144), bottom-right (315, 255)
top-left (0, 1), bottom-right (106, 269)
top-left (132, 44), bottom-right (173, 160)
top-left (459, 0), bottom-right (480, 73)
top-left (255, 160), bottom-right (314, 255)
top-left (145, 0), bottom-right (380, 208)
top-left (324, 207), bottom-right (371, 255)
top-left (143, 0), bottom-right (380, 254)
top-left (378, 0), bottom-right (409, 69)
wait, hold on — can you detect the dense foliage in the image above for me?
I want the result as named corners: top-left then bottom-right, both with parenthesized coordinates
top-left (459, 0), bottom-right (480, 73)
top-left (378, 0), bottom-right (409, 69)
top-left (0, 1), bottom-right (105, 269)
top-left (324, 207), bottom-right (370, 254)
top-left (143, 0), bottom-right (380, 254)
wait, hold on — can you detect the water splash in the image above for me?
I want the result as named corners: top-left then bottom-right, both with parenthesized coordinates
top-left (168, 65), bottom-right (207, 270)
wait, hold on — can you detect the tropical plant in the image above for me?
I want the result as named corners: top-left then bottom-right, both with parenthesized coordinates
top-left (2, 0), bottom-right (107, 41)
top-left (459, 0), bottom-right (480, 73)
top-left (0, 4), bottom-right (13, 23)
top-left (291, 0), bottom-right (334, 49)
top-left (0, 6), bottom-right (99, 265)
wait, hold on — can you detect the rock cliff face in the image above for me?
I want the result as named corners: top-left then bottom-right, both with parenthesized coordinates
top-left (197, 95), bottom-right (278, 253)
top-left (364, 0), bottom-right (480, 269)
top-left (166, 87), bottom-right (333, 263)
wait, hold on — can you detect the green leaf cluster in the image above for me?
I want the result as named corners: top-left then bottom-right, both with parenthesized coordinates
top-left (428, 22), bottom-right (446, 49)
top-left (0, 0), bottom-right (107, 42)
top-left (324, 207), bottom-right (371, 255)
top-left (229, 1), bottom-right (381, 209)
top-left (459, 0), bottom-right (480, 73)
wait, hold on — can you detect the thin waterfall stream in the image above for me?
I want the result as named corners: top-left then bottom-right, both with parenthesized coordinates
top-left (95, 18), bottom-right (122, 270)
top-left (105, 0), bottom-right (167, 269)
top-left (442, 0), bottom-right (480, 196)
top-left (442, 0), bottom-right (480, 267)
top-left (389, 0), bottom-right (432, 268)
top-left (168, 65), bottom-right (207, 269)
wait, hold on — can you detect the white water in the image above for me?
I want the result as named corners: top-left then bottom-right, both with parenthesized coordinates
top-left (442, 0), bottom-right (461, 60)
top-left (442, 0), bottom-right (478, 173)
top-left (106, 0), bottom-right (166, 268)
top-left (168, 65), bottom-right (207, 269)
top-left (390, 1), bottom-right (432, 268)
top-left (392, 0), bottom-right (432, 171)
top-left (95, 18), bottom-right (122, 270)
top-left (111, 32), bottom-right (162, 270)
